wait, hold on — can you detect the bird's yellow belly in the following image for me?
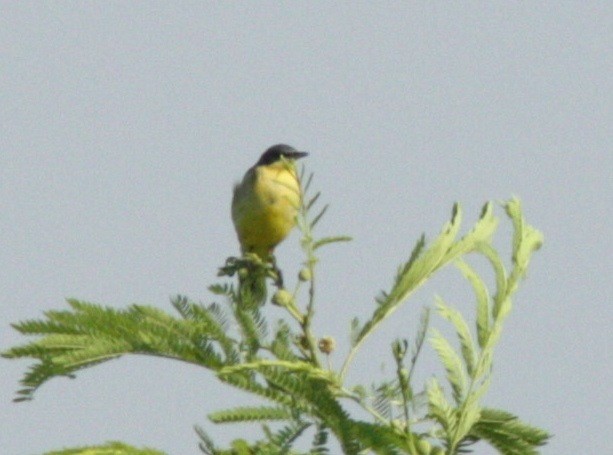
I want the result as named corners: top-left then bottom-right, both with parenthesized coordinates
top-left (232, 164), bottom-right (301, 258)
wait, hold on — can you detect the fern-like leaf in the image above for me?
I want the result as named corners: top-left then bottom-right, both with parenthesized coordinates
top-left (454, 259), bottom-right (491, 350)
top-left (435, 297), bottom-right (477, 378)
top-left (2, 300), bottom-right (231, 400)
top-left (358, 205), bottom-right (462, 347)
top-left (44, 441), bottom-right (165, 455)
top-left (208, 406), bottom-right (293, 424)
top-left (310, 423), bottom-right (330, 454)
top-left (469, 408), bottom-right (550, 455)
top-left (427, 378), bottom-right (457, 434)
top-left (265, 421), bottom-right (312, 453)
top-left (430, 329), bottom-right (466, 404)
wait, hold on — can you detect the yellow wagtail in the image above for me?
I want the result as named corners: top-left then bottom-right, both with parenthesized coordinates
top-left (231, 144), bottom-right (308, 261)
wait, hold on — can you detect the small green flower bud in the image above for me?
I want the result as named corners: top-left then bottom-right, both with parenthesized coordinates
top-left (238, 268), bottom-right (249, 280)
top-left (390, 419), bottom-right (405, 432)
top-left (416, 439), bottom-right (432, 455)
top-left (298, 267), bottom-right (312, 281)
top-left (271, 289), bottom-right (293, 307)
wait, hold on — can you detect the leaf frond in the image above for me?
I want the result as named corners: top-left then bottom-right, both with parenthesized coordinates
top-left (469, 408), bottom-right (550, 454)
top-left (435, 297), bottom-right (477, 377)
top-left (208, 406), bottom-right (293, 424)
top-left (430, 329), bottom-right (466, 404)
top-left (2, 300), bottom-right (232, 400)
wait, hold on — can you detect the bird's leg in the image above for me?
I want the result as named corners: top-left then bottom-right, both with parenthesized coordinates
top-left (269, 254), bottom-right (284, 289)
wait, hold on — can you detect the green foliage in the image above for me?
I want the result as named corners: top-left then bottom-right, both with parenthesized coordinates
top-left (3, 299), bottom-right (229, 401)
top-left (43, 441), bottom-right (165, 455)
top-left (469, 408), bottom-right (550, 455)
top-left (208, 406), bottom-right (294, 424)
top-left (3, 165), bottom-right (548, 455)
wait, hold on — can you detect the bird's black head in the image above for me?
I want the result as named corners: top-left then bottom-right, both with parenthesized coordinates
top-left (256, 144), bottom-right (308, 166)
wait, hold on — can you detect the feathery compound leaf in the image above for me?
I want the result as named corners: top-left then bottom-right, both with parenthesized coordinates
top-left (456, 377), bottom-right (491, 440)
top-left (339, 205), bottom-right (472, 383)
top-left (221, 359), bottom-right (335, 385)
top-left (2, 299), bottom-right (234, 400)
top-left (484, 200), bottom-right (543, 322)
top-left (208, 406), bottom-right (293, 424)
top-left (233, 305), bottom-right (267, 359)
top-left (408, 306), bottom-right (430, 379)
top-left (392, 204), bottom-right (463, 301)
top-left (170, 296), bottom-right (238, 363)
top-left (343, 420), bottom-right (408, 454)
top-left (389, 234), bottom-right (426, 296)
top-left (505, 198), bottom-right (525, 264)
top-left (474, 242), bottom-right (507, 321)
top-left (195, 426), bottom-right (219, 455)
top-left (270, 321), bottom-right (300, 361)
top-left (208, 283), bottom-right (233, 296)
top-left (171, 294), bottom-right (196, 318)
top-left (504, 198), bottom-right (544, 288)
top-left (311, 424), bottom-right (330, 454)
top-left (445, 202), bottom-right (498, 259)
top-left (454, 405), bottom-right (482, 448)
top-left (9, 316), bottom-right (79, 336)
top-left (454, 260), bottom-right (491, 350)
top-left (358, 206), bottom-right (462, 345)
top-left (44, 441), bottom-right (166, 454)
top-left (218, 362), bottom-right (338, 422)
top-left (427, 378), bottom-right (457, 433)
top-left (217, 371), bottom-right (298, 409)
top-left (435, 297), bottom-right (477, 377)
top-left (469, 408), bottom-right (550, 454)
top-left (265, 421), bottom-right (312, 452)
top-left (371, 382), bottom-right (396, 420)
top-left (430, 329), bottom-right (466, 404)
top-left (52, 336), bottom-right (130, 369)
top-left (172, 296), bottom-right (232, 333)
top-left (449, 379), bottom-right (491, 449)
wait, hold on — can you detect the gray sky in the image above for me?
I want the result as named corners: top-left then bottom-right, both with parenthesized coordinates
top-left (1, 3), bottom-right (610, 454)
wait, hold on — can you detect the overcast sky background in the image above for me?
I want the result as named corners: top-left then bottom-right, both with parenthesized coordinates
top-left (1, 3), bottom-right (611, 454)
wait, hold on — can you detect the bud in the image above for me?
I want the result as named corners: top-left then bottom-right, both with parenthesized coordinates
top-left (390, 419), bottom-right (405, 432)
top-left (237, 268), bottom-right (249, 280)
top-left (271, 289), bottom-right (293, 307)
top-left (318, 336), bottom-right (336, 354)
top-left (298, 267), bottom-right (312, 281)
top-left (416, 439), bottom-right (432, 455)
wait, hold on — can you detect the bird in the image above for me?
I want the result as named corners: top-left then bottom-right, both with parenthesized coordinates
top-left (231, 144), bottom-right (308, 261)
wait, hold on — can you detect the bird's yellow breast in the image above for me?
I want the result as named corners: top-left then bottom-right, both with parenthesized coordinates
top-left (231, 161), bottom-right (302, 259)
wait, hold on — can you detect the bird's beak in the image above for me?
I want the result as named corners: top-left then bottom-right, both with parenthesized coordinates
top-left (290, 151), bottom-right (308, 160)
